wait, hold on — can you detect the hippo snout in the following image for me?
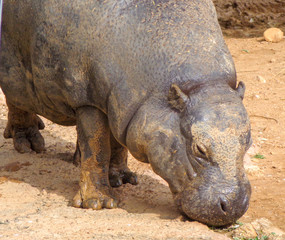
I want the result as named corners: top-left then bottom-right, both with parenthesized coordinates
top-left (176, 177), bottom-right (251, 227)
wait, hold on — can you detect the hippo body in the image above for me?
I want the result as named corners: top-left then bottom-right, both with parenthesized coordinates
top-left (0, 0), bottom-right (252, 226)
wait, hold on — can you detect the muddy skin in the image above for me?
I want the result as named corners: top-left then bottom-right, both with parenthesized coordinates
top-left (0, 0), bottom-right (251, 227)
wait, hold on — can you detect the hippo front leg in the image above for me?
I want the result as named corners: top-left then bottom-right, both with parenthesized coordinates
top-left (72, 132), bottom-right (138, 188)
top-left (72, 106), bottom-right (117, 210)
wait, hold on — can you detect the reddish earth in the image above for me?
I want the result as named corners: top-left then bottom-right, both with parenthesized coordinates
top-left (214, 0), bottom-right (285, 37)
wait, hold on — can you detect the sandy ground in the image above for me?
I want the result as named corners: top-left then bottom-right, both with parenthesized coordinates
top-left (0, 35), bottom-right (285, 240)
top-left (228, 37), bottom-right (285, 230)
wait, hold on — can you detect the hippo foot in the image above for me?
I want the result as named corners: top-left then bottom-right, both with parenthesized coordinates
top-left (109, 167), bottom-right (138, 188)
top-left (4, 108), bottom-right (45, 153)
top-left (72, 189), bottom-right (118, 210)
top-left (109, 135), bottom-right (138, 188)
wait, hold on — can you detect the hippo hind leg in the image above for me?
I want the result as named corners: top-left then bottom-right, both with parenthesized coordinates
top-left (72, 133), bottom-right (138, 188)
top-left (108, 134), bottom-right (138, 188)
top-left (4, 101), bottom-right (45, 153)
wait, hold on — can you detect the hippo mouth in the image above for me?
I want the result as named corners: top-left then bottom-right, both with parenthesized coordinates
top-left (174, 179), bottom-right (251, 227)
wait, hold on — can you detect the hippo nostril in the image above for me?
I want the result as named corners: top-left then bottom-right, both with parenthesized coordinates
top-left (221, 201), bottom-right (227, 212)
top-left (219, 197), bottom-right (229, 214)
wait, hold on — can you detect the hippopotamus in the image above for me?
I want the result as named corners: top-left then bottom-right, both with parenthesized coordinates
top-left (0, 0), bottom-right (252, 226)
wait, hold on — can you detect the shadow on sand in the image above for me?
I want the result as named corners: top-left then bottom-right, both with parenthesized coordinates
top-left (0, 118), bottom-right (181, 220)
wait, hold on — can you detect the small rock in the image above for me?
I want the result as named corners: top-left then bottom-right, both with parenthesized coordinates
top-left (42, 189), bottom-right (48, 196)
top-left (243, 154), bottom-right (252, 166)
top-left (247, 144), bottom-right (260, 156)
top-left (256, 75), bottom-right (266, 83)
top-left (264, 28), bottom-right (284, 43)
top-left (251, 218), bottom-right (285, 240)
top-left (244, 145), bottom-right (262, 175)
top-left (232, 223), bottom-right (257, 239)
top-left (233, 219), bottom-right (285, 240)
top-left (270, 58), bottom-right (276, 63)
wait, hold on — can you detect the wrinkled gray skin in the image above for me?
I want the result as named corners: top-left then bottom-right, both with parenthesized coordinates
top-left (0, 0), bottom-right (252, 226)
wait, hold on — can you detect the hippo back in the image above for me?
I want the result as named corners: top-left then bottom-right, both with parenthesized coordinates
top-left (0, 0), bottom-right (236, 141)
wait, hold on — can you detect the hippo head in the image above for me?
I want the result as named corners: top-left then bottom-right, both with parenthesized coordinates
top-left (126, 82), bottom-right (251, 227)
top-left (169, 82), bottom-right (251, 226)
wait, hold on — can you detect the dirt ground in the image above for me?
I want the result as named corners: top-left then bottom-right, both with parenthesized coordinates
top-left (0, 2), bottom-right (285, 239)
top-left (213, 0), bottom-right (285, 37)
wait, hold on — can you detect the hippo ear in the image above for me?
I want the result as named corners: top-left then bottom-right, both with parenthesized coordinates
top-left (168, 84), bottom-right (189, 112)
top-left (236, 81), bottom-right (246, 100)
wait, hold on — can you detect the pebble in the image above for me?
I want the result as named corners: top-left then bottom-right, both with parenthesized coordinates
top-left (263, 28), bottom-right (284, 43)
top-left (42, 189), bottom-right (48, 196)
top-left (256, 75), bottom-right (266, 83)
top-left (232, 223), bottom-right (257, 239)
top-left (270, 58), bottom-right (276, 63)
top-left (243, 154), bottom-right (251, 166)
top-left (233, 218), bottom-right (285, 240)
top-left (246, 144), bottom-right (260, 156)
top-left (251, 218), bottom-right (285, 239)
